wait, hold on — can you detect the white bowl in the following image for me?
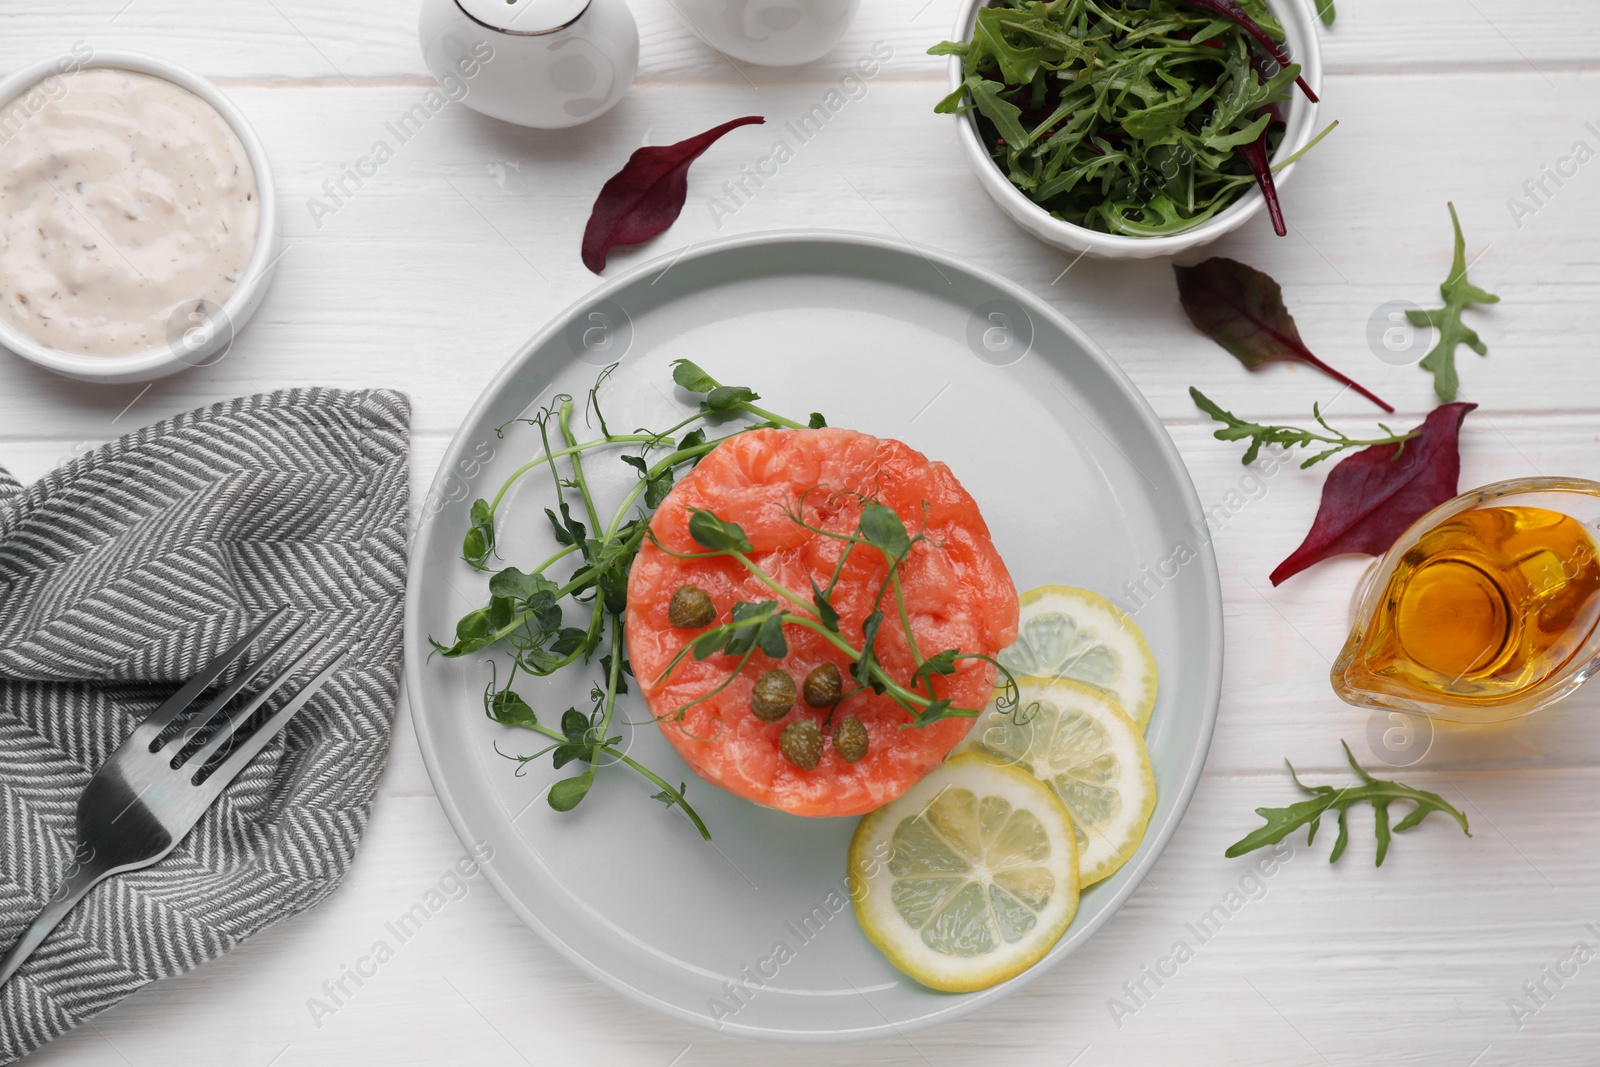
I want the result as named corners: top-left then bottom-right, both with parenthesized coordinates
top-left (944, 0), bottom-right (1323, 259)
top-left (0, 51), bottom-right (280, 384)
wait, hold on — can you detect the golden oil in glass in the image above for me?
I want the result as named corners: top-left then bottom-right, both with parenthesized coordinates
top-left (1334, 502), bottom-right (1600, 718)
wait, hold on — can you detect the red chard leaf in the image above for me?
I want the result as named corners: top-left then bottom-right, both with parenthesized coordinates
top-left (1175, 257), bottom-right (1394, 412)
top-left (1270, 402), bottom-right (1476, 586)
top-left (1236, 115), bottom-right (1286, 237)
top-left (581, 116), bottom-right (765, 273)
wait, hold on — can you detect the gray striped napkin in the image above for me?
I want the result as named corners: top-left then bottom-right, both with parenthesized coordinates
top-left (0, 389), bottom-right (410, 1063)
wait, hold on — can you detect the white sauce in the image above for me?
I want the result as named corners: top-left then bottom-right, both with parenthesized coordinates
top-left (0, 68), bottom-right (258, 356)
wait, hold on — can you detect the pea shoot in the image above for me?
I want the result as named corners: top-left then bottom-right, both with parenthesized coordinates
top-left (433, 360), bottom-right (822, 841)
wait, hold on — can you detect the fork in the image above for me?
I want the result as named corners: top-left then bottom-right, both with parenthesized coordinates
top-left (0, 607), bottom-right (344, 988)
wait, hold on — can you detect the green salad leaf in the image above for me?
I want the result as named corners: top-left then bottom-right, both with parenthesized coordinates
top-left (931, 0), bottom-right (1311, 236)
top-left (1407, 202), bottom-right (1500, 402)
top-left (1227, 742), bottom-right (1470, 866)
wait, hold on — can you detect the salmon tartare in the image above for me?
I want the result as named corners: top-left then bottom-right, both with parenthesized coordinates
top-left (626, 427), bottom-right (1019, 817)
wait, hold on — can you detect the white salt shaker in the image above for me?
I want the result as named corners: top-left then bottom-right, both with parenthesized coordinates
top-left (418, 0), bottom-right (639, 128)
top-left (674, 0), bottom-right (861, 66)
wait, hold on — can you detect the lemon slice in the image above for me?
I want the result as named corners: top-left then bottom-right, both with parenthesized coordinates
top-left (998, 585), bottom-right (1158, 729)
top-left (962, 677), bottom-right (1155, 886)
top-left (848, 753), bottom-right (1079, 993)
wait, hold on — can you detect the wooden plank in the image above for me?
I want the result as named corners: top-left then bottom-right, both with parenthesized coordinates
top-left (19, 774), bottom-right (1600, 1066)
top-left (0, 71), bottom-right (1594, 438)
top-left (6, 401), bottom-right (1597, 801)
top-left (1, 0), bottom-right (1596, 83)
top-left (1, 7), bottom-right (1596, 1060)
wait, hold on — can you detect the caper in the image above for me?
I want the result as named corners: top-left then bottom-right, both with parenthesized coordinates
top-left (779, 719), bottom-right (824, 771)
top-left (802, 662), bottom-right (842, 708)
top-left (750, 669), bottom-right (797, 722)
top-left (668, 584), bottom-right (716, 629)
top-left (832, 715), bottom-right (869, 763)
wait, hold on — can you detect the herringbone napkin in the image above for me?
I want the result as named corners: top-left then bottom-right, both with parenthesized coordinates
top-left (0, 389), bottom-right (410, 1064)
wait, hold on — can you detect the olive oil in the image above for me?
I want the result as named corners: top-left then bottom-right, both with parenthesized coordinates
top-left (1339, 506), bottom-right (1600, 704)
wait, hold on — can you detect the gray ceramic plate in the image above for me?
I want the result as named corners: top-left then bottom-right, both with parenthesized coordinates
top-left (404, 231), bottom-right (1223, 1042)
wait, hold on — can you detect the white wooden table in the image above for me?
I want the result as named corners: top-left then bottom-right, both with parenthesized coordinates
top-left (5, 1), bottom-right (1599, 1063)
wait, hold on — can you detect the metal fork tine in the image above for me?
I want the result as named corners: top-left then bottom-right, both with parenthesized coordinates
top-left (159, 620), bottom-right (309, 759)
top-left (0, 617), bottom-right (345, 994)
top-left (183, 636), bottom-right (335, 772)
top-left (192, 651), bottom-right (346, 802)
top-left (130, 607), bottom-right (290, 747)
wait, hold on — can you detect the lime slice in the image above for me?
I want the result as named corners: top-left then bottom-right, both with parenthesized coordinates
top-left (848, 753), bottom-right (1079, 992)
top-left (998, 585), bottom-right (1158, 729)
top-left (962, 677), bottom-right (1155, 886)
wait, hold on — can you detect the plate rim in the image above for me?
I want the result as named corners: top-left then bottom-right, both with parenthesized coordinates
top-left (403, 228), bottom-right (1225, 1042)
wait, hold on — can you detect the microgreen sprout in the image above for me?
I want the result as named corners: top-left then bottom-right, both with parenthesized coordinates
top-left (435, 360), bottom-right (817, 840)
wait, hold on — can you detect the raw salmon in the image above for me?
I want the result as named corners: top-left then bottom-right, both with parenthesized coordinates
top-left (626, 428), bottom-right (1018, 817)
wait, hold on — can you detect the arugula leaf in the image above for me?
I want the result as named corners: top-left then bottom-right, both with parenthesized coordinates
top-left (687, 509), bottom-right (754, 553)
top-left (1226, 742), bottom-right (1470, 865)
top-left (1406, 202), bottom-right (1500, 402)
top-left (930, 1), bottom-right (1320, 237)
top-left (1191, 387), bottom-right (1416, 468)
top-left (1182, 0), bottom-right (1317, 102)
top-left (954, 74), bottom-right (1028, 148)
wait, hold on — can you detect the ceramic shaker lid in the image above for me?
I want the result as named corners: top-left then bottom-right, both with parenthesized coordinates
top-left (454, 0), bottom-right (592, 34)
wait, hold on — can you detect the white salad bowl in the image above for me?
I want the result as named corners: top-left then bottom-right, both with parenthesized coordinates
top-left (944, 0), bottom-right (1323, 260)
top-left (0, 50), bottom-right (280, 385)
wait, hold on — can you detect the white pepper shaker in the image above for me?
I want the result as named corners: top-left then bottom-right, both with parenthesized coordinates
top-left (418, 0), bottom-right (639, 128)
top-left (674, 0), bottom-right (861, 66)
